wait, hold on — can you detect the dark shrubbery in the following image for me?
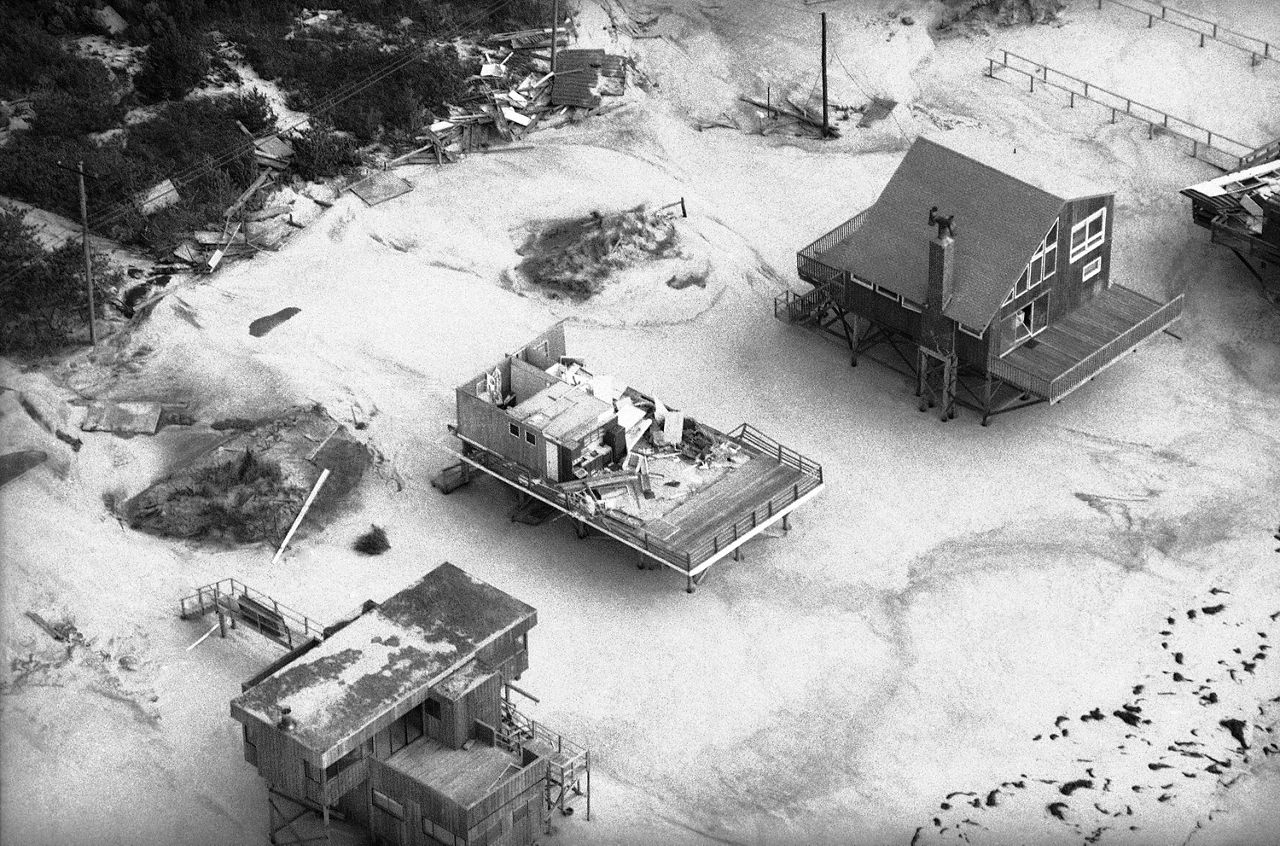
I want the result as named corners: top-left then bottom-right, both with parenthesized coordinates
top-left (31, 57), bottom-right (125, 138)
top-left (0, 205), bottom-right (122, 355)
top-left (353, 524), bottom-right (390, 555)
top-left (135, 31), bottom-right (211, 102)
top-left (291, 123), bottom-right (362, 181)
top-left (226, 88), bottom-right (278, 134)
top-left (0, 15), bottom-right (64, 96)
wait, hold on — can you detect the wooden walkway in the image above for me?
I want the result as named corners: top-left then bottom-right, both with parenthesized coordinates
top-left (656, 455), bottom-right (805, 550)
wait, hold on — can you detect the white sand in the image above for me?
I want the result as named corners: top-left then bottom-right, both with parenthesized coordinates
top-left (3, 1), bottom-right (1279, 844)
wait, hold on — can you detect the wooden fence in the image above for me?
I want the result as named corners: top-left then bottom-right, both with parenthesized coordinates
top-left (986, 50), bottom-right (1258, 171)
top-left (1092, 0), bottom-right (1277, 66)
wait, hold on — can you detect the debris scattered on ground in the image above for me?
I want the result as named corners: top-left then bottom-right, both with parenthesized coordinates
top-left (0, 450), bottom-right (48, 488)
top-left (81, 400), bottom-right (163, 436)
top-left (124, 405), bottom-right (369, 543)
top-left (353, 524), bottom-right (390, 555)
top-left (515, 205), bottom-right (683, 299)
top-left (249, 307), bottom-right (301, 337)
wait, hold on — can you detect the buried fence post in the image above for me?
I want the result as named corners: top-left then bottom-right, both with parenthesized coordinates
top-left (680, 197), bottom-right (687, 218)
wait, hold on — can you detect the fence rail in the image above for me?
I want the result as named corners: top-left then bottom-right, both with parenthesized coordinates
top-left (457, 422), bottom-right (823, 572)
top-left (1240, 137), bottom-right (1280, 170)
top-left (179, 578), bottom-right (323, 648)
top-left (1093, 0), bottom-right (1277, 66)
top-left (986, 50), bottom-right (1257, 171)
top-left (987, 293), bottom-right (1184, 404)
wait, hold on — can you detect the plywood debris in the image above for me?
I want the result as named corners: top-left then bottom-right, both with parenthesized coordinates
top-left (81, 401), bottom-right (163, 435)
top-left (350, 171), bottom-right (414, 206)
top-left (133, 179), bottom-right (180, 216)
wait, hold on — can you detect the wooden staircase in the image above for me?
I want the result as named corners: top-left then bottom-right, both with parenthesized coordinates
top-left (179, 579), bottom-right (323, 650)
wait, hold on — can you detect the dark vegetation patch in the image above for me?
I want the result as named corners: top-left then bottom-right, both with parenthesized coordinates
top-left (0, 205), bottom-right (124, 355)
top-left (354, 524), bottom-right (390, 555)
top-left (249, 307), bottom-right (301, 337)
top-left (125, 405), bottom-right (368, 544)
top-left (516, 206), bottom-right (682, 299)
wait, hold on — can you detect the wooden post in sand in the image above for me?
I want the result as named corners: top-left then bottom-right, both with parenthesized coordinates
top-left (272, 468), bottom-right (330, 565)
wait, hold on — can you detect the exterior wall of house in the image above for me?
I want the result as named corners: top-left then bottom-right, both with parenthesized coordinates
top-left (365, 748), bottom-right (546, 846)
top-left (509, 357), bottom-right (557, 404)
top-left (988, 195), bottom-right (1115, 357)
top-left (839, 276), bottom-right (922, 337)
top-left (514, 324), bottom-right (566, 370)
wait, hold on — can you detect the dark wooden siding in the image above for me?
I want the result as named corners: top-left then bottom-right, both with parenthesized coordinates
top-left (954, 326), bottom-right (990, 368)
top-left (242, 721), bottom-right (317, 801)
top-left (1057, 194), bottom-right (1114, 318)
top-left (510, 356), bottom-right (557, 404)
top-left (841, 279), bottom-right (921, 337)
top-left (515, 324), bottom-right (566, 369)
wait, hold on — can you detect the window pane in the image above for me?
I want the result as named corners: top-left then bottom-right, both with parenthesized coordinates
top-left (1047, 220), bottom-right (1058, 243)
top-left (508, 423), bottom-right (519, 437)
top-left (1017, 267), bottom-right (1028, 294)
top-left (1044, 245), bottom-right (1057, 278)
top-left (1030, 256), bottom-right (1043, 286)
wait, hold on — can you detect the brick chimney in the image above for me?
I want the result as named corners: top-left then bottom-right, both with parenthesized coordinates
top-left (921, 208), bottom-right (957, 356)
top-left (926, 206), bottom-right (956, 312)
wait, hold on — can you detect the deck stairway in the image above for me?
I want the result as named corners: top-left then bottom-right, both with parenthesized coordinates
top-left (179, 578), bottom-right (324, 649)
top-left (497, 700), bottom-right (591, 819)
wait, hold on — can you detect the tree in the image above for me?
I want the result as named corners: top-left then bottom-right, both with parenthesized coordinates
top-left (0, 205), bottom-right (121, 355)
top-left (135, 31), bottom-right (210, 102)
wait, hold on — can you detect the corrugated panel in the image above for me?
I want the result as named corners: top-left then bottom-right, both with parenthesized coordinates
top-left (818, 134), bottom-right (1095, 329)
top-left (551, 49), bottom-right (605, 108)
top-left (600, 54), bottom-right (626, 79)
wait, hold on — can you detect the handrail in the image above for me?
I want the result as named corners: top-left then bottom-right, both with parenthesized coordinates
top-left (1092, 0), bottom-right (1277, 65)
top-left (798, 209), bottom-right (869, 260)
top-left (179, 578), bottom-right (324, 644)
top-left (1240, 137), bottom-right (1280, 170)
top-left (986, 293), bottom-right (1184, 403)
top-left (459, 423), bottom-right (822, 572)
top-left (1047, 293), bottom-right (1184, 402)
top-left (986, 50), bottom-right (1257, 171)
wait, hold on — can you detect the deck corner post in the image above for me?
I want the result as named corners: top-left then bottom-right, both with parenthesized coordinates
top-left (686, 574), bottom-right (694, 594)
top-left (782, 513), bottom-right (790, 531)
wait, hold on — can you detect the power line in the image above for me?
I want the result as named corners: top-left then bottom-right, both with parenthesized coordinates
top-left (1, 0), bottom-right (517, 290)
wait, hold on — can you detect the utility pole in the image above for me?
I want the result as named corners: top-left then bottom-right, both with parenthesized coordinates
top-left (550, 0), bottom-right (560, 72)
top-left (77, 160), bottom-right (96, 347)
top-left (820, 12), bottom-right (830, 138)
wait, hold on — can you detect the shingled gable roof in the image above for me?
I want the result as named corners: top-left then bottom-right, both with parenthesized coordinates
top-left (817, 132), bottom-right (1113, 330)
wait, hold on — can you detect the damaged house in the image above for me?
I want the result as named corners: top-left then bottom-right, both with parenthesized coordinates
top-left (441, 323), bottom-right (824, 592)
top-left (231, 563), bottom-right (588, 846)
top-left (1181, 153), bottom-right (1280, 293)
top-left (776, 132), bottom-right (1185, 424)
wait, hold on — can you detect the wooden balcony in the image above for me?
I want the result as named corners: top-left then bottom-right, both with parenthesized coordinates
top-left (988, 285), bottom-right (1184, 404)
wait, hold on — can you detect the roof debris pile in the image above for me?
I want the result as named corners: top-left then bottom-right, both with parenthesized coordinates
top-left (124, 405), bottom-right (368, 544)
top-left (514, 204), bottom-right (688, 299)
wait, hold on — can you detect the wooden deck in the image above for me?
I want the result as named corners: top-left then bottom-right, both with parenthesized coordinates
top-left (385, 737), bottom-right (521, 807)
top-left (993, 284), bottom-right (1183, 403)
top-left (651, 455), bottom-right (805, 550)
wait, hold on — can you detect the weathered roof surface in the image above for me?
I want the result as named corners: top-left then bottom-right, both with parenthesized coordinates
top-left (510, 383), bottom-right (613, 446)
top-left (819, 132), bottom-right (1112, 329)
top-left (551, 49), bottom-right (604, 108)
top-left (231, 563), bottom-right (535, 758)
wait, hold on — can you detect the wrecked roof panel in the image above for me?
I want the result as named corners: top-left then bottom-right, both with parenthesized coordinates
top-left (231, 563), bottom-right (535, 759)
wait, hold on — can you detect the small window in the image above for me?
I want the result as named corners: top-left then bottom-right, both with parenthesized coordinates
top-left (524, 431), bottom-right (536, 445)
top-left (425, 698), bottom-right (442, 720)
top-left (475, 381), bottom-right (485, 396)
top-left (1082, 256), bottom-right (1102, 282)
top-left (875, 285), bottom-right (898, 301)
top-left (900, 297), bottom-right (922, 313)
top-left (508, 423), bottom-right (519, 438)
top-left (850, 275), bottom-right (873, 289)
top-left (372, 790), bottom-right (404, 820)
top-left (1043, 242), bottom-right (1057, 279)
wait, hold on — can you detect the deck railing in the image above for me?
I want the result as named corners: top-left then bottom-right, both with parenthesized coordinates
top-left (1092, 0), bottom-right (1277, 66)
top-left (798, 209), bottom-right (869, 260)
top-left (986, 50), bottom-right (1257, 171)
top-left (1240, 137), bottom-right (1280, 170)
top-left (780, 210), bottom-right (866, 321)
top-left (179, 578), bottom-right (323, 648)
top-left (988, 293), bottom-right (1185, 404)
top-left (457, 422), bottom-right (823, 571)
top-left (497, 701), bottom-right (589, 786)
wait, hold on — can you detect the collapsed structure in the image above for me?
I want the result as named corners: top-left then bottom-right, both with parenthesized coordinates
top-left (441, 324), bottom-right (824, 592)
top-left (776, 132), bottom-right (1185, 424)
top-left (230, 563), bottom-right (588, 846)
top-left (1181, 153), bottom-right (1280, 294)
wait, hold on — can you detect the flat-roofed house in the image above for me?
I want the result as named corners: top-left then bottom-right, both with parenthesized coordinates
top-left (231, 563), bottom-right (589, 846)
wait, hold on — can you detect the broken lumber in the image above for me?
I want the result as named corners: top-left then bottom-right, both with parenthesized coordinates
top-left (271, 468), bottom-right (330, 565)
